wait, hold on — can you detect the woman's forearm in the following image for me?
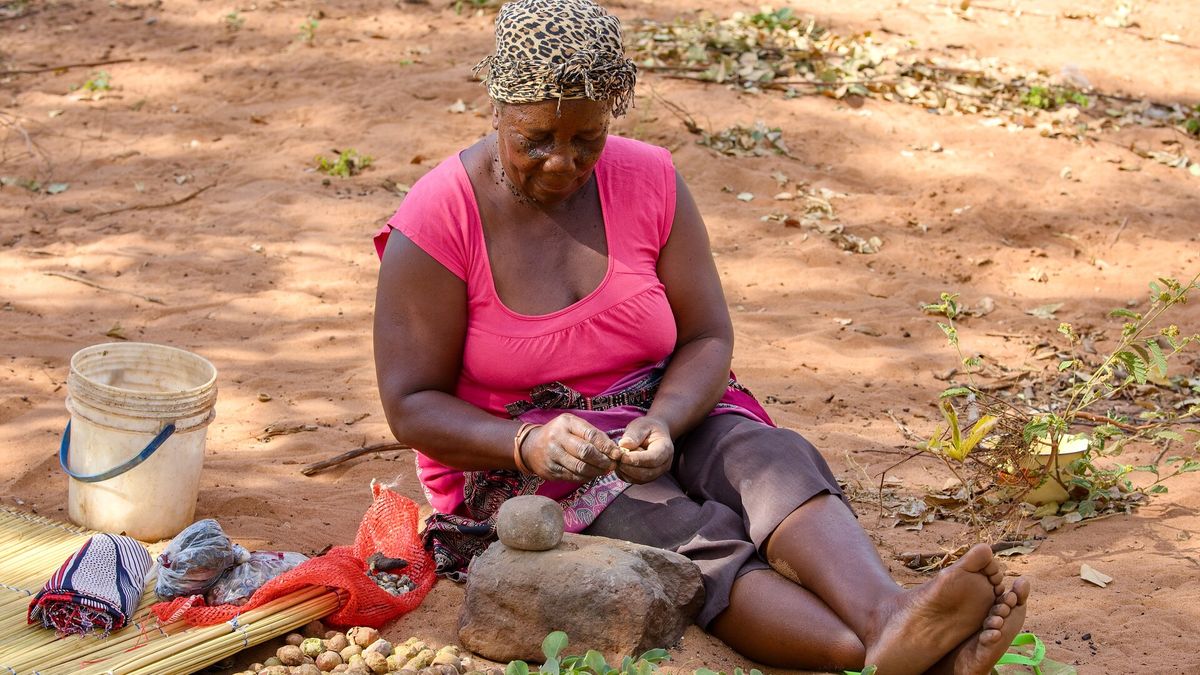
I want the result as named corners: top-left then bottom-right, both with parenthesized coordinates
top-left (383, 389), bottom-right (521, 471)
top-left (646, 335), bottom-right (733, 439)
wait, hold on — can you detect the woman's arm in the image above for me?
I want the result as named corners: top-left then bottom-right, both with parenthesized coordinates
top-left (374, 231), bottom-right (513, 470)
top-left (617, 171), bottom-right (734, 483)
top-left (374, 231), bottom-right (618, 480)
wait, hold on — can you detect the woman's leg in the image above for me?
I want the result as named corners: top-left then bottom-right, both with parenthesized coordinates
top-left (709, 568), bottom-right (865, 671)
top-left (585, 474), bottom-right (865, 669)
top-left (674, 415), bottom-right (1008, 673)
top-left (766, 496), bottom-right (1003, 674)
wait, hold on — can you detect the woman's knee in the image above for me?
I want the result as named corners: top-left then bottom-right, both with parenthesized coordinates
top-left (822, 630), bottom-right (867, 671)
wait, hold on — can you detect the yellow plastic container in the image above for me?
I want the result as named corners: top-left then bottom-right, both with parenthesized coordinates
top-left (62, 342), bottom-right (217, 541)
top-left (1015, 435), bottom-right (1089, 505)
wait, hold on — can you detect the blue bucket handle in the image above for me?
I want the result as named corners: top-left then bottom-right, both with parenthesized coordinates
top-left (59, 420), bottom-right (176, 483)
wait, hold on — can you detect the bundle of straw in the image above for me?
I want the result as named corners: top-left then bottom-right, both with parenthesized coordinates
top-left (0, 508), bottom-right (342, 675)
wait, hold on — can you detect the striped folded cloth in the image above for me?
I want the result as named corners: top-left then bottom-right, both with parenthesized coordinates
top-left (27, 533), bottom-right (152, 635)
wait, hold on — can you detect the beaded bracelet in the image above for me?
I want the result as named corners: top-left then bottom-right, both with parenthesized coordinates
top-left (512, 422), bottom-right (541, 474)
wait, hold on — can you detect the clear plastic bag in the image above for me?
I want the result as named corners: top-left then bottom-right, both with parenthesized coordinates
top-left (155, 519), bottom-right (251, 599)
top-left (204, 551), bottom-right (309, 606)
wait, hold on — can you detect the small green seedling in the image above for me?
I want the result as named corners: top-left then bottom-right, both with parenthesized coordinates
top-left (452, 0), bottom-right (500, 14)
top-left (1020, 85), bottom-right (1088, 111)
top-left (506, 631), bottom-right (769, 675)
top-left (224, 11), bottom-right (244, 30)
top-left (298, 17), bottom-right (318, 43)
top-left (80, 71), bottom-right (112, 92)
top-left (1185, 106), bottom-right (1200, 136)
top-left (506, 631), bottom-right (672, 675)
top-left (315, 149), bottom-right (372, 178)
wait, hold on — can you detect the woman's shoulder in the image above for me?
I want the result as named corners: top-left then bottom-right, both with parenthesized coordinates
top-left (404, 150), bottom-right (471, 200)
top-left (599, 136), bottom-right (676, 199)
top-left (602, 135), bottom-right (673, 170)
top-left (374, 149), bottom-right (478, 269)
top-left (598, 136), bottom-right (677, 248)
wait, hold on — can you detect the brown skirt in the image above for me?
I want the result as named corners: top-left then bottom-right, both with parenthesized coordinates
top-left (584, 413), bottom-right (850, 627)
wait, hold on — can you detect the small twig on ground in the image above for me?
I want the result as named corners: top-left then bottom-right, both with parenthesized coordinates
top-left (1136, 32), bottom-right (1199, 50)
top-left (840, 448), bottom-right (877, 493)
top-left (301, 442), bottom-right (411, 476)
top-left (895, 545), bottom-right (969, 570)
top-left (874, 448), bottom-right (929, 520)
top-left (1110, 216), bottom-right (1130, 248)
top-left (4, 58), bottom-right (136, 75)
top-left (1073, 410), bottom-right (1158, 432)
top-left (1076, 511), bottom-right (1129, 526)
top-left (86, 183), bottom-right (215, 221)
top-left (258, 422), bottom-right (318, 442)
top-left (896, 539), bottom-right (1042, 570)
top-left (43, 272), bottom-right (165, 305)
top-left (647, 84), bottom-right (702, 135)
top-left (966, 3), bottom-right (1058, 18)
top-left (885, 409), bottom-right (923, 442)
top-left (0, 111), bottom-right (54, 174)
top-left (856, 446), bottom-right (939, 457)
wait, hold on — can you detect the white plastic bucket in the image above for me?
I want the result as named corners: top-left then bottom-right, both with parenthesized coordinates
top-left (62, 342), bottom-right (217, 542)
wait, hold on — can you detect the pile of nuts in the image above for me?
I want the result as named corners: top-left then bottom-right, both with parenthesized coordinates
top-left (367, 570), bottom-right (416, 596)
top-left (232, 624), bottom-right (504, 675)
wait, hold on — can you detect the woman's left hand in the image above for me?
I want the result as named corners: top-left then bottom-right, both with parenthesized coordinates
top-left (615, 416), bottom-right (673, 484)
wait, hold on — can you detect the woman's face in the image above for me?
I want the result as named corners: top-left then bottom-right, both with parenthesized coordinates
top-left (492, 98), bottom-right (611, 206)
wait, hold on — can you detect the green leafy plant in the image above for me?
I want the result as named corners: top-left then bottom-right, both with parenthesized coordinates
top-left (298, 17), bottom-right (318, 43)
top-left (79, 71), bottom-right (112, 92)
top-left (921, 275), bottom-right (1200, 526)
top-left (1020, 85), bottom-right (1089, 111)
top-left (747, 6), bottom-right (797, 29)
top-left (698, 121), bottom-right (793, 158)
top-left (452, 0), bottom-right (501, 15)
top-left (224, 11), bottom-right (244, 30)
top-left (506, 632), bottom-right (671, 675)
top-left (1184, 105), bottom-right (1200, 137)
top-left (506, 632), bottom-right (766, 675)
top-left (314, 149), bottom-right (372, 178)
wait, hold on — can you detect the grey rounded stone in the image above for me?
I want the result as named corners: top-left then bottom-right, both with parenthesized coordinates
top-left (496, 495), bottom-right (564, 551)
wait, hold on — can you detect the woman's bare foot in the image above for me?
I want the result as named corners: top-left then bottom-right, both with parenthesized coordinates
top-left (931, 577), bottom-right (1032, 675)
top-left (861, 544), bottom-right (1001, 675)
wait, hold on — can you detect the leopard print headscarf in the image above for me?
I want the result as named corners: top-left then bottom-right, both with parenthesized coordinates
top-left (474, 0), bottom-right (637, 116)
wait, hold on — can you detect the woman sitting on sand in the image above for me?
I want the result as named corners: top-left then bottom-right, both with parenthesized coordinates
top-left (373, 1), bottom-right (1029, 672)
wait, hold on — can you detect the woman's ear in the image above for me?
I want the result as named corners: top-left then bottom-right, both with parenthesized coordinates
top-left (491, 102), bottom-right (502, 131)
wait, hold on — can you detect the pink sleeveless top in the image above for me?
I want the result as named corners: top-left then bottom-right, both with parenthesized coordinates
top-left (375, 136), bottom-right (679, 514)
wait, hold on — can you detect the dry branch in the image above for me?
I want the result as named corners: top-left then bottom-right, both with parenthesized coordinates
top-left (44, 272), bottom-right (165, 305)
top-left (4, 58), bottom-right (136, 75)
top-left (896, 540), bottom-right (1041, 569)
top-left (301, 442), bottom-right (411, 476)
top-left (86, 183), bottom-right (215, 220)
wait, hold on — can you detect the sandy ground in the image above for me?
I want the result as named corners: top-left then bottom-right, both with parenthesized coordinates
top-left (2, 0), bottom-right (1199, 672)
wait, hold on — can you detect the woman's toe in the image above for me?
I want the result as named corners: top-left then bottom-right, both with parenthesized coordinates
top-left (978, 628), bottom-right (1003, 646)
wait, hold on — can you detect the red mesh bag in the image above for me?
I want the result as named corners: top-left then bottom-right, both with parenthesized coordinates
top-left (151, 483), bottom-right (435, 628)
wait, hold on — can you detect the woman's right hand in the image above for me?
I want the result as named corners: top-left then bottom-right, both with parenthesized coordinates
top-left (520, 414), bottom-right (622, 482)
